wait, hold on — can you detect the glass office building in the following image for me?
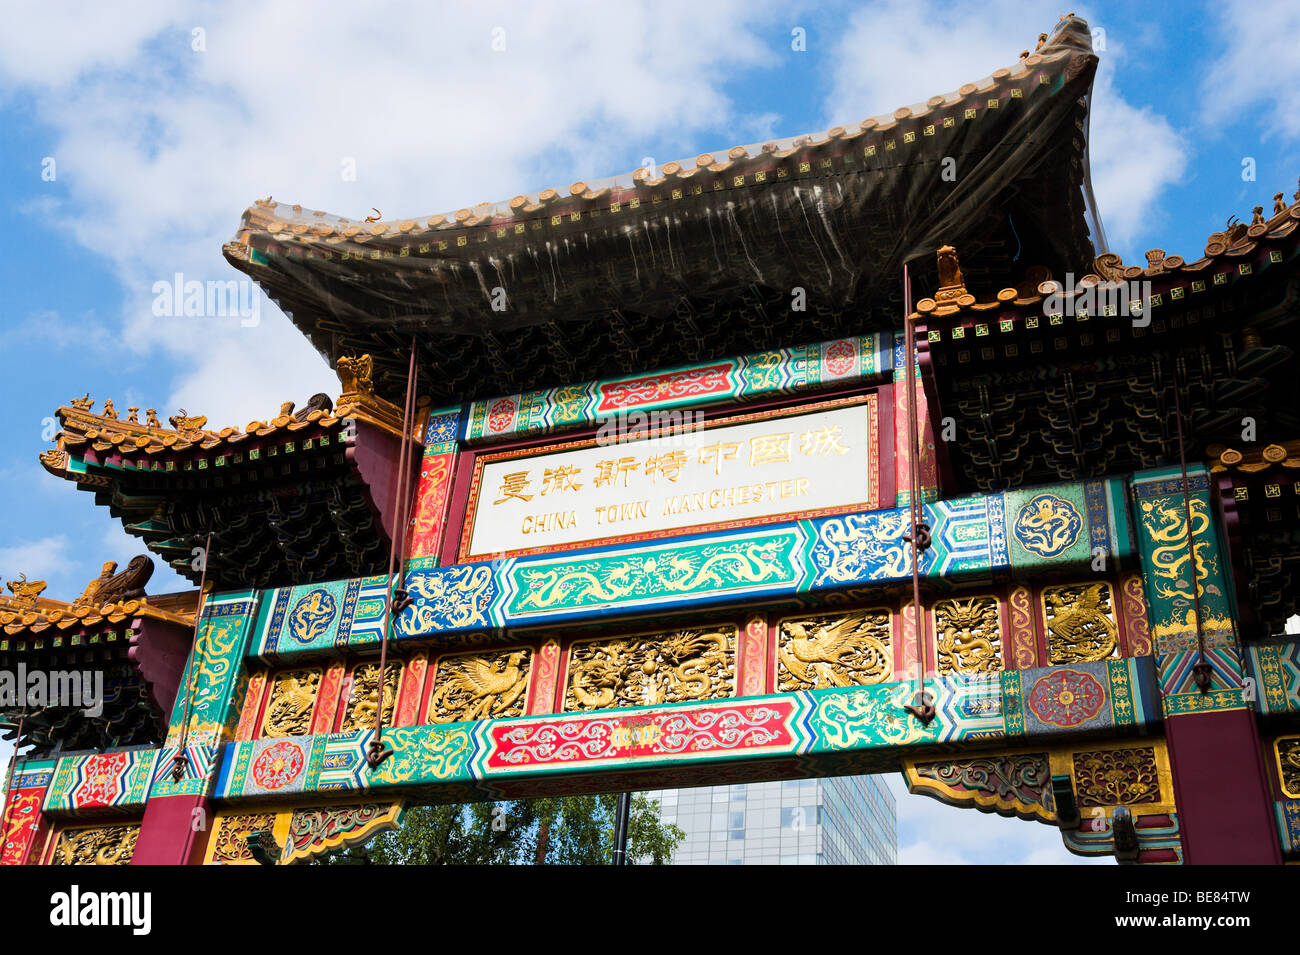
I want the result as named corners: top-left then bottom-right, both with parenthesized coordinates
top-left (644, 774), bottom-right (897, 865)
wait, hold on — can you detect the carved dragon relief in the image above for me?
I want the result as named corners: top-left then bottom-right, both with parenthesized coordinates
top-left (565, 628), bottom-right (735, 711)
top-left (51, 825), bottom-right (140, 865)
top-left (934, 595), bottom-right (1003, 673)
top-left (340, 663), bottom-right (400, 732)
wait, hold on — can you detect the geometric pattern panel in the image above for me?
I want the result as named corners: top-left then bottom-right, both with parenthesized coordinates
top-left (311, 478), bottom-right (1128, 654)
top-left (44, 749), bottom-right (159, 815)
top-left (1247, 643), bottom-right (1300, 716)
top-left (251, 576), bottom-right (389, 662)
top-left (1016, 658), bottom-right (1159, 736)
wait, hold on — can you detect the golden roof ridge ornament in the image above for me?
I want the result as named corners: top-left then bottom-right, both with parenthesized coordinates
top-left (933, 245), bottom-right (972, 305)
top-left (334, 354), bottom-right (412, 440)
top-left (4, 575), bottom-right (47, 610)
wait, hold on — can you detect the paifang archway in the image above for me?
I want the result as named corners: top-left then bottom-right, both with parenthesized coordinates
top-left (6, 16), bottom-right (1296, 866)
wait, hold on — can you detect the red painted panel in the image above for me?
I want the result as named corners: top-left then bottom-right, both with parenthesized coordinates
top-left (1164, 709), bottom-right (1282, 864)
top-left (133, 794), bottom-right (212, 865)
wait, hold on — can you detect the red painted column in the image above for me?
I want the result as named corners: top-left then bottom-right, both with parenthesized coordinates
top-left (1164, 709), bottom-right (1281, 864)
top-left (133, 794), bottom-right (213, 865)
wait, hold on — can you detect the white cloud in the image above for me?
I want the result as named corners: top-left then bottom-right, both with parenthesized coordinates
top-left (1, 0), bottom-right (782, 424)
top-left (886, 774), bottom-right (1108, 865)
top-left (1087, 65), bottom-right (1188, 252)
top-left (821, 0), bottom-right (1062, 125)
top-left (820, 1), bottom-right (1188, 256)
top-left (1203, 0), bottom-right (1300, 143)
top-left (0, 536), bottom-right (70, 589)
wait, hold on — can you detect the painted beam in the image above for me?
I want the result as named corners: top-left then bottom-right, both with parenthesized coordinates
top-left (212, 657), bottom-right (1160, 804)
top-left (463, 333), bottom-right (894, 445)
top-left (251, 477), bottom-right (1132, 663)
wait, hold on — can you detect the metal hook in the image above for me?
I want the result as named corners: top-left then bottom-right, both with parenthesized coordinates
top-left (904, 690), bottom-right (935, 724)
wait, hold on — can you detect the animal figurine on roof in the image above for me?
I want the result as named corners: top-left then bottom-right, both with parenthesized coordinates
top-left (73, 555), bottom-right (154, 607)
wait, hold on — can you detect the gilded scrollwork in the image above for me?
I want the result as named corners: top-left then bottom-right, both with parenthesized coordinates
top-left (340, 662), bottom-right (400, 732)
top-left (565, 627), bottom-right (735, 711)
top-left (261, 669), bottom-right (321, 738)
top-left (1043, 582), bottom-right (1119, 664)
top-left (51, 824), bottom-right (140, 865)
top-left (283, 802), bottom-right (404, 864)
top-left (777, 609), bottom-right (891, 690)
top-left (1072, 746), bottom-right (1161, 808)
top-left (934, 595), bottom-right (1002, 673)
top-left (811, 511), bottom-right (912, 584)
top-left (907, 753), bottom-right (1054, 820)
top-left (1277, 737), bottom-right (1300, 799)
top-left (210, 812), bottom-right (279, 864)
top-left (428, 647), bottom-right (532, 722)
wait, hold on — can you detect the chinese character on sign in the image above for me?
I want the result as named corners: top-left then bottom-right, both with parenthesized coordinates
top-left (493, 471), bottom-right (534, 504)
top-left (698, 441), bottom-right (741, 476)
top-left (799, 424), bottom-right (849, 456)
top-left (749, 433), bottom-right (792, 466)
top-left (644, 450), bottom-right (689, 483)
top-left (540, 465), bottom-right (584, 495)
top-left (593, 457), bottom-right (638, 489)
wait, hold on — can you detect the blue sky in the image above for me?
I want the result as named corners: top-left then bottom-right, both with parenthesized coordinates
top-left (1, 0), bottom-right (1296, 864)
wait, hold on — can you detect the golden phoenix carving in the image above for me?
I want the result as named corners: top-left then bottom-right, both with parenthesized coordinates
top-left (1043, 582), bottom-right (1119, 664)
top-left (428, 647), bottom-right (532, 723)
top-left (777, 608), bottom-right (892, 690)
top-left (261, 669), bottom-right (321, 738)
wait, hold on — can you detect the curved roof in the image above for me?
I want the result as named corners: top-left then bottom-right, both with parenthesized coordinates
top-left (224, 15), bottom-right (1101, 404)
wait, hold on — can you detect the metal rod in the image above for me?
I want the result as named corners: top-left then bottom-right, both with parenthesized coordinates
top-left (902, 264), bottom-right (933, 723)
top-left (612, 791), bottom-right (632, 865)
top-left (1172, 366), bottom-right (1210, 692)
top-left (369, 337), bottom-right (420, 766)
top-left (172, 530), bottom-right (213, 781)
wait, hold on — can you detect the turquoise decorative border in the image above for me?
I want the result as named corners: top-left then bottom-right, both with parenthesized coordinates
top-left (463, 333), bottom-right (893, 444)
top-left (241, 477), bottom-right (1133, 660)
top-left (209, 659), bottom-right (1160, 803)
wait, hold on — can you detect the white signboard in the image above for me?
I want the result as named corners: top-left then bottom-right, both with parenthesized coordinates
top-left (461, 398), bottom-right (878, 560)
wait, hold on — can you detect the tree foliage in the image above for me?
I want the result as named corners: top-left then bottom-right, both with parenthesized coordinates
top-left (349, 794), bottom-right (683, 865)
